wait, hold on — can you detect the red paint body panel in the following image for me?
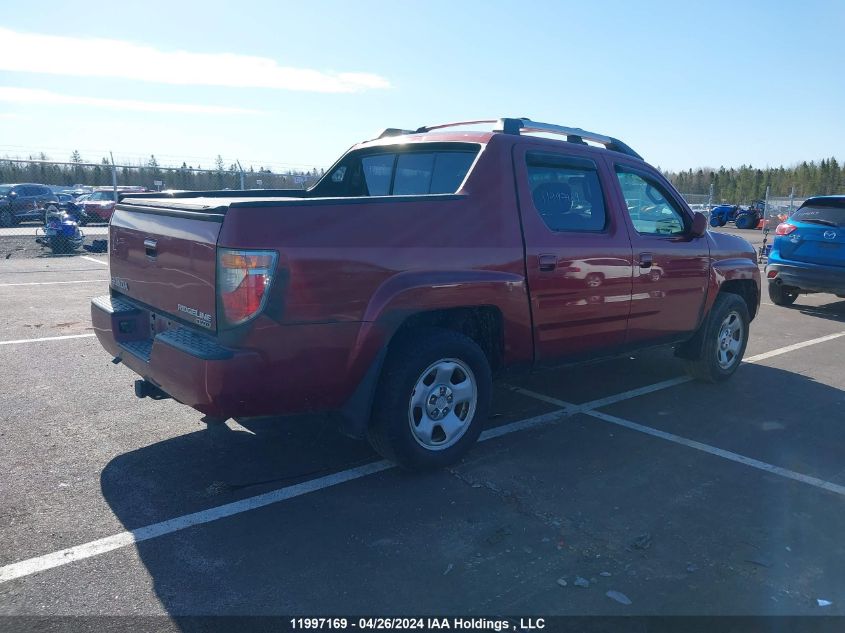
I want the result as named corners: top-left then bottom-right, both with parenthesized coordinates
top-left (84, 201), bottom-right (116, 221)
top-left (92, 129), bottom-right (760, 425)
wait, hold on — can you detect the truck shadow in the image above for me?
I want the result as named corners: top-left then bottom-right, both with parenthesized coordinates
top-left (99, 361), bottom-right (845, 617)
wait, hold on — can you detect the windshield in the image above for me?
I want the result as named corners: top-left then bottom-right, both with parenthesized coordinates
top-left (0, 185), bottom-right (12, 194)
top-left (793, 204), bottom-right (845, 227)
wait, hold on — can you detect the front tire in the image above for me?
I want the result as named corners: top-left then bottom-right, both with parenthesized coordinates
top-left (683, 293), bottom-right (750, 383)
top-left (768, 282), bottom-right (799, 306)
top-left (0, 209), bottom-right (13, 228)
top-left (368, 328), bottom-right (492, 470)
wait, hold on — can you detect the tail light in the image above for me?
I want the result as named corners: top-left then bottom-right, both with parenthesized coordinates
top-left (775, 222), bottom-right (797, 236)
top-left (217, 248), bottom-right (278, 327)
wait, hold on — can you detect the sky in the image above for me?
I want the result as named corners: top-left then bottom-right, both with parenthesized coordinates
top-left (0, 0), bottom-right (843, 173)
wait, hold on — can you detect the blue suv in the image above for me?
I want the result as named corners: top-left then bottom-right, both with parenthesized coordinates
top-left (766, 196), bottom-right (845, 305)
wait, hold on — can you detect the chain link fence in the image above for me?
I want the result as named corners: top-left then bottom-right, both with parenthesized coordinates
top-left (678, 190), bottom-right (809, 229)
top-left (0, 157), bottom-right (321, 256)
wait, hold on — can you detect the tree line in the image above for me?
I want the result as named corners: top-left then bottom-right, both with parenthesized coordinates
top-left (0, 152), bottom-right (323, 191)
top-left (3, 150), bottom-right (843, 203)
top-left (664, 157), bottom-right (843, 203)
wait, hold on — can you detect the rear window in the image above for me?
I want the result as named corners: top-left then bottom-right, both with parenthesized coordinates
top-left (361, 155), bottom-right (394, 196)
top-left (320, 144), bottom-right (479, 197)
top-left (793, 204), bottom-right (845, 227)
top-left (362, 151), bottom-right (476, 196)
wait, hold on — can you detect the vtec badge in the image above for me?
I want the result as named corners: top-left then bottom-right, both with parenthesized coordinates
top-left (178, 303), bottom-right (213, 328)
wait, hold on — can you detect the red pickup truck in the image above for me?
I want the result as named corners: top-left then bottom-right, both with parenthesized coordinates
top-left (92, 118), bottom-right (760, 468)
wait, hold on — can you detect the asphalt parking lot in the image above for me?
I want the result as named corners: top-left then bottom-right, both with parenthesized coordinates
top-left (1, 226), bottom-right (844, 620)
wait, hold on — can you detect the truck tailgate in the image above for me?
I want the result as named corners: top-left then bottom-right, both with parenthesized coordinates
top-left (109, 201), bottom-right (224, 331)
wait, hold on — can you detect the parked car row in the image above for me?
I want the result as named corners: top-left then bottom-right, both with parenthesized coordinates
top-left (0, 184), bottom-right (147, 227)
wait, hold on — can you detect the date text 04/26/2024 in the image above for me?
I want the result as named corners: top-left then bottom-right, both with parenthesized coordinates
top-left (289, 618), bottom-right (546, 630)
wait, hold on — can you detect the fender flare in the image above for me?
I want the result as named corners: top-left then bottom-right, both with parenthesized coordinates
top-left (678, 258), bottom-right (760, 360)
top-left (336, 269), bottom-right (529, 437)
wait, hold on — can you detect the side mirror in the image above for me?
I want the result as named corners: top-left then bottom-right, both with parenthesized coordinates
top-left (690, 211), bottom-right (708, 238)
top-left (8, 191), bottom-right (17, 198)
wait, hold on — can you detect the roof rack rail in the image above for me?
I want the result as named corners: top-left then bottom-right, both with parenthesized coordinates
top-left (411, 117), bottom-right (642, 159)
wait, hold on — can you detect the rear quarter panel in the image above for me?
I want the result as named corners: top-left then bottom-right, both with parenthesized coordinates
top-left (217, 137), bottom-right (533, 409)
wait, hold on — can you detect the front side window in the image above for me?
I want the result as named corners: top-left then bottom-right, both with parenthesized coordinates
top-left (526, 152), bottom-right (607, 232)
top-left (615, 168), bottom-right (687, 236)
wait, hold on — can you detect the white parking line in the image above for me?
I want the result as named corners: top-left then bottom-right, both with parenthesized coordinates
top-left (0, 333), bottom-right (96, 346)
top-left (585, 409), bottom-right (845, 497)
top-left (0, 460), bottom-right (393, 584)
top-left (0, 279), bottom-right (107, 287)
top-left (510, 330), bottom-right (845, 413)
top-left (745, 331), bottom-right (845, 363)
top-left (80, 255), bottom-right (108, 266)
top-left (1, 331), bottom-right (843, 584)
top-left (501, 387), bottom-right (845, 499)
top-left (0, 406), bottom-right (578, 585)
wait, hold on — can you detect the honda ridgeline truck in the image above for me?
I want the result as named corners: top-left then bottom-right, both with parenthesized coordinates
top-left (92, 118), bottom-right (761, 468)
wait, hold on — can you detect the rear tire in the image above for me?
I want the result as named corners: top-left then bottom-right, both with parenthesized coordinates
top-left (367, 328), bottom-right (492, 470)
top-left (683, 293), bottom-right (750, 383)
top-left (768, 282), bottom-right (799, 306)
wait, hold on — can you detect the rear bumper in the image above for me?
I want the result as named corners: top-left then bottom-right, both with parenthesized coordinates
top-left (766, 261), bottom-right (845, 294)
top-left (91, 294), bottom-right (266, 417)
top-left (91, 294), bottom-right (384, 431)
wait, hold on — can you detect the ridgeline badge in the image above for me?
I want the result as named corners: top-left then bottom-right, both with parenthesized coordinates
top-left (178, 303), bottom-right (213, 327)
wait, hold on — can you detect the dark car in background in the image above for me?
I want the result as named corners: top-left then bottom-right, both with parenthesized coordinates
top-left (0, 183), bottom-right (60, 227)
top-left (766, 196), bottom-right (845, 305)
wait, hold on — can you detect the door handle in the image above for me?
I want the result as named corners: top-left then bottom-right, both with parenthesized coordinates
top-left (639, 252), bottom-right (653, 269)
top-left (538, 254), bottom-right (557, 272)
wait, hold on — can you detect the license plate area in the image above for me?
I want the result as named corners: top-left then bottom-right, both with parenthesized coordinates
top-left (149, 312), bottom-right (178, 338)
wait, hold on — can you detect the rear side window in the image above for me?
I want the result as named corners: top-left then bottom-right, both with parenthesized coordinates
top-left (792, 204), bottom-right (845, 227)
top-left (526, 152), bottom-right (607, 232)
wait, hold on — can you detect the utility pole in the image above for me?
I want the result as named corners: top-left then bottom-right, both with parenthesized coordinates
top-left (707, 183), bottom-right (714, 210)
top-left (759, 184), bottom-right (772, 265)
top-left (237, 161), bottom-right (245, 190)
top-left (110, 152), bottom-right (118, 202)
